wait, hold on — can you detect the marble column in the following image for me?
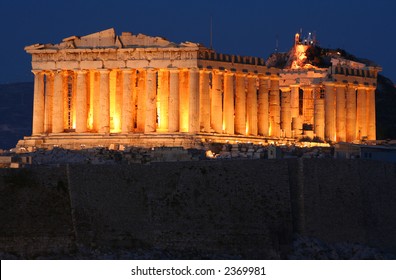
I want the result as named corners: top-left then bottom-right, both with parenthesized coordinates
top-left (199, 69), bottom-right (211, 132)
top-left (223, 72), bottom-right (234, 134)
top-left (157, 69), bottom-right (169, 132)
top-left (303, 87), bottom-right (314, 124)
top-left (168, 68), bottom-right (179, 132)
top-left (366, 87), bottom-right (376, 140)
top-left (87, 70), bottom-right (95, 131)
top-left (313, 87), bottom-right (325, 140)
top-left (324, 82), bottom-right (336, 141)
top-left (145, 68), bottom-right (157, 133)
top-left (189, 68), bottom-right (200, 133)
top-left (52, 70), bottom-right (65, 133)
top-left (211, 70), bottom-right (223, 133)
top-left (115, 71), bottom-right (123, 132)
top-left (346, 85), bottom-right (357, 142)
top-left (179, 69), bottom-right (189, 133)
top-left (62, 72), bottom-right (70, 130)
top-left (235, 73), bottom-right (246, 135)
top-left (32, 70), bottom-right (45, 135)
top-left (75, 70), bottom-right (88, 133)
top-left (290, 84), bottom-right (300, 137)
top-left (92, 71), bottom-right (100, 132)
top-left (269, 77), bottom-right (280, 137)
top-left (281, 87), bottom-right (292, 138)
top-left (258, 75), bottom-right (269, 136)
top-left (335, 84), bottom-right (346, 142)
top-left (136, 70), bottom-right (146, 132)
top-left (98, 69), bottom-right (110, 133)
top-left (356, 86), bottom-right (367, 140)
top-left (121, 69), bottom-right (134, 133)
top-left (44, 71), bottom-right (54, 133)
top-left (247, 74), bottom-right (258, 136)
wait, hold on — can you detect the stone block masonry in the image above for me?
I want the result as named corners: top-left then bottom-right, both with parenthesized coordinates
top-left (1, 159), bottom-right (396, 259)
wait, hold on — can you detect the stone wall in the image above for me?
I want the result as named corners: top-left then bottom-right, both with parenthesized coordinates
top-left (0, 167), bottom-right (74, 257)
top-left (67, 161), bottom-right (292, 259)
top-left (1, 159), bottom-right (396, 259)
top-left (293, 159), bottom-right (396, 253)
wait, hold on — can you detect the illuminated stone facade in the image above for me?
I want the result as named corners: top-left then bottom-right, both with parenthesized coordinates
top-left (18, 29), bottom-right (380, 150)
top-left (278, 44), bottom-right (380, 142)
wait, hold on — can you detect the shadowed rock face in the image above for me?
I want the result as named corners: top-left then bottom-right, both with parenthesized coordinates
top-left (1, 159), bottom-right (396, 259)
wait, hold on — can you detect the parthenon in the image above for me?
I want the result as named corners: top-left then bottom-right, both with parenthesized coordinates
top-left (17, 28), bottom-right (381, 150)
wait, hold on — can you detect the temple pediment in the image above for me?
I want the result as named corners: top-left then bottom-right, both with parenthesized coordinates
top-left (25, 28), bottom-right (199, 51)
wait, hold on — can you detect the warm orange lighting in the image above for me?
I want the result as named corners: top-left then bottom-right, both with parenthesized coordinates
top-left (205, 150), bottom-right (215, 158)
top-left (109, 70), bottom-right (121, 133)
top-left (113, 116), bottom-right (121, 133)
top-left (291, 44), bottom-right (309, 69)
top-left (157, 102), bottom-right (161, 128)
top-left (88, 71), bottom-right (94, 130)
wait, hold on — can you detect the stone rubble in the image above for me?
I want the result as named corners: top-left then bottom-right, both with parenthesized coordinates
top-left (1, 142), bottom-right (336, 167)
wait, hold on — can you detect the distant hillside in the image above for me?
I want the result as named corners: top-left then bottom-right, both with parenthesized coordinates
top-left (376, 74), bottom-right (396, 140)
top-left (0, 75), bottom-right (395, 149)
top-left (0, 83), bottom-right (33, 149)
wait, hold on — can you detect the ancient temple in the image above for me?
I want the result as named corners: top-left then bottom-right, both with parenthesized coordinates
top-left (17, 28), bottom-right (380, 150)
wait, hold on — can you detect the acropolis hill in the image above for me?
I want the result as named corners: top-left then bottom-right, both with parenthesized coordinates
top-left (16, 28), bottom-right (381, 151)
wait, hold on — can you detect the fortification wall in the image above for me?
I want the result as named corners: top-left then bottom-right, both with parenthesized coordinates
top-left (0, 167), bottom-right (74, 257)
top-left (66, 161), bottom-right (292, 259)
top-left (1, 159), bottom-right (396, 259)
top-left (295, 159), bottom-right (396, 253)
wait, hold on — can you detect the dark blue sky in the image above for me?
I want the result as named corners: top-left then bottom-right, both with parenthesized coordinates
top-left (1, 0), bottom-right (395, 83)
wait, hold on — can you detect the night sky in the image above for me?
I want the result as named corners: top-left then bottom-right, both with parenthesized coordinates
top-left (0, 0), bottom-right (395, 84)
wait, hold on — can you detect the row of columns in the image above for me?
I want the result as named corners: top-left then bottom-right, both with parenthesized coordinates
top-left (284, 83), bottom-right (376, 142)
top-left (32, 68), bottom-right (281, 138)
top-left (31, 69), bottom-right (376, 141)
